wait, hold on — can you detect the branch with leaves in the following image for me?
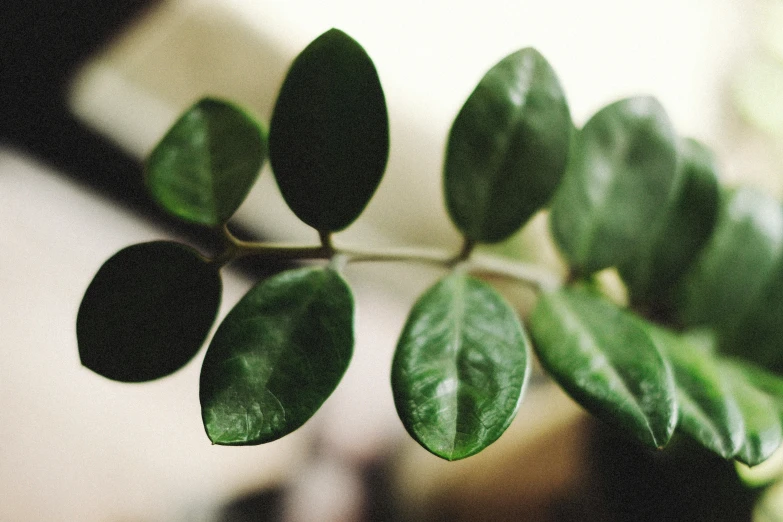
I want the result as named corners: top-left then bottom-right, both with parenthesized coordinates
top-left (77, 29), bottom-right (783, 466)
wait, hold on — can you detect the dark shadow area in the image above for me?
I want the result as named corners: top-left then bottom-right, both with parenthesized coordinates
top-left (0, 0), bottom-right (290, 277)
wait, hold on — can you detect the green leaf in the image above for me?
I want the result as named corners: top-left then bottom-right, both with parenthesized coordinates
top-left (549, 97), bottom-right (679, 275)
top-left (720, 362), bottom-right (783, 467)
top-left (146, 98), bottom-right (267, 227)
top-left (677, 187), bottom-right (783, 370)
top-left (391, 272), bottom-right (530, 460)
top-left (646, 327), bottom-right (744, 459)
top-left (77, 241), bottom-right (221, 382)
top-left (269, 29), bottom-right (389, 232)
top-left (619, 138), bottom-right (720, 305)
top-left (734, 360), bottom-right (783, 416)
top-left (529, 286), bottom-right (677, 448)
top-left (200, 266), bottom-right (354, 445)
top-left (444, 48), bottom-right (572, 243)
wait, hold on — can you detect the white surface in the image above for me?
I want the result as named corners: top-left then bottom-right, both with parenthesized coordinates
top-left (0, 149), bottom-right (311, 521)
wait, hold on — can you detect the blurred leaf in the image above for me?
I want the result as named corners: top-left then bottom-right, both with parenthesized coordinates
top-left (646, 327), bottom-right (744, 459)
top-left (444, 47), bottom-right (571, 243)
top-left (549, 97), bottom-right (678, 275)
top-left (146, 98), bottom-right (267, 227)
top-left (391, 272), bottom-right (530, 460)
top-left (529, 286), bottom-right (677, 448)
top-left (77, 241), bottom-right (221, 382)
top-left (720, 362), bottom-right (783, 467)
top-left (677, 187), bottom-right (783, 371)
top-left (619, 138), bottom-right (719, 305)
top-left (734, 361), bottom-right (783, 416)
top-left (200, 266), bottom-right (353, 445)
top-left (269, 29), bottom-right (389, 232)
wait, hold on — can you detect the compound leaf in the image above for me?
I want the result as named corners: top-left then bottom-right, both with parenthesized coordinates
top-left (444, 47), bottom-right (571, 243)
top-left (529, 286), bottom-right (677, 448)
top-left (392, 272), bottom-right (530, 460)
top-left (549, 97), bottom-right (678, 275)
top-left (269, 29), bottom-right (389, 232)
top-left (77, 241), bottom-right (221, 382)
top-left (200, 266), bottom-right (353, 445)
top-left (146, 98), bottom-right (267, 227)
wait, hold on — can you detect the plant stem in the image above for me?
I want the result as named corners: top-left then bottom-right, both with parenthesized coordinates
top-left (215, 226), bottom-right (562, 290)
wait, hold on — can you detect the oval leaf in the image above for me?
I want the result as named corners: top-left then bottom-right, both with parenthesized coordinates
top-left (391, 272), bottom-right (530, 460)
top-left (200, 266), bottom-right (354, 445)
top-left (146, 98), bottom-right (267, 227)
top-left (549, 97), bottom-right (679, 275)
top-left (77, 241), bottom-right (222, 382)
top-left (444, 47), bottom-right (572, 243)
top-left (720, 363), bottom-right (783, 467)
top-left (619, 137), bottom-right (720, 306)
top-left (677, 187), bottom-right (783, 370)
top-left (647, 327), bottom-right (744, 459)
top-left (678, 187), bottom-right (783, 327)
top-left (529, 286), bottom-right (677, 448)
top-left (269, 29), bottom-right (389, 232)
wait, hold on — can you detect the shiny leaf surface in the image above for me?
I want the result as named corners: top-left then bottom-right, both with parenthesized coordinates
top-left (77, 241), bottom-right (221, 382)
top-left (200, 266), bottom-right (353, 445)
top-left (146, 98), bottom-right (266, 227)
top-left (269, 29), bottom-right (389, 232)
top-left (444, 47), bottom-right (571, 243)
top-left (549, 97), bottom-right (678, 274)
top-left (529, 286), bottom-right (677, 448)
top-left (647, 327), bottom-right (744, 459)
top-left (392, 272), bottom-right (530, 460)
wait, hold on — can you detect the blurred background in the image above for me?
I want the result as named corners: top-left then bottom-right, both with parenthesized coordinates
top-left (4, 0), bottom-right (783, 520)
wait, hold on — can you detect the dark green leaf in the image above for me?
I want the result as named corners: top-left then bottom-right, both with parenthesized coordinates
top-left (721, 259), bottom-right (783, 372)
top-left (677, 187), bottom-right (783, 370)
top-left (720, 362), bottom-right (783, 467)
top-left (391, 272), bottom-right (530, 460)
top-left (549, 97), bottom-right (679, 274)
top-left (444, 48), bottom-right (571, 243)
top-left (269, 29), bottom-right (389, 232)
top-left (529, 286), bottom-right (677, 448)
top-left (146, 98), bottom-right (267, 227)
top-left (77, 241), bottom-right (221, 382)
top-left (619, 138), bottom-right (720, 305)
top-left (646, 327), bottom-right (744, 459)
top-left (200, 266), bottom-right (353, 445)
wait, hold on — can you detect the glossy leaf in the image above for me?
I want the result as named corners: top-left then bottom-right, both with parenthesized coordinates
top-left (444, 47), bottom-right (571, 243)
top-left (529, 286), bottom-right (677, 448)
top-left (391, 272), bottom-right (530, 460)
top-left (77, 241), bottom-right (221, 382)
top-left (720, 363), bottom-right (783, 467)
top-left (146, 98), bottom-right (267, 227)
top-left (677, 187), bottom-right (783, 370)
top-left (619, 138), bottom-right (720, 305)
top-left (269, 29), bottom-right (389, 232)
top-left (646, 327), bottom-right (744, 459)
top-left (549, 97), bottom-right (679, 275)
top-left (200, 266), bottom-right (353, 445)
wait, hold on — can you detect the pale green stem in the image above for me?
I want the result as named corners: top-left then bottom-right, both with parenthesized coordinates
top-left (213, 226), bottom-right (562, 291)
